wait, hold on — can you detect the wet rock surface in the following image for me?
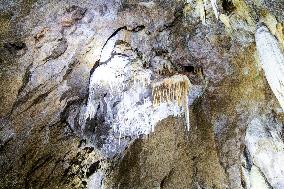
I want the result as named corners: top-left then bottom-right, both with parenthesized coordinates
top-left (0, 0), bottom-right (284, 188)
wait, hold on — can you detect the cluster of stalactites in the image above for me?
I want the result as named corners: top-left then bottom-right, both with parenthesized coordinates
top-left (152, 74), bottom-right (191, 130)
top-left (152, 74), bottom-right (190, 106)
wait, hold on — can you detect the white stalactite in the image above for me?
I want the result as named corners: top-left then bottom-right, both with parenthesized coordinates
top-left (255, 25), bottom-right (284, 111)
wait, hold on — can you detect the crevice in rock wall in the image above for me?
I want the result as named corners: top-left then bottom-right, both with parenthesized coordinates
top-left (90, 24), bottom-right (146, 76)
top-left (222, 0), bottom-right (236, 14)
top-left (3, 41), bottom-right (27, 54)
top-left (43, 38), bottom-right (68, 61)
top-left (158, 11), bottom-right (183, 32)
top-left (242, 147), bottom-right (253, 172)
top-left (14, 63), bottom-right (33, 104)
top-left (160, 168), bottom-right (174, 188)
top-left (24, 154), bottom-right (53, 189)
top-left (60, 98), bottom-right (85, 134)
top-left (86, 160), bottom-right (100, 178)
top-left (61, 5), bottom-right (87, 27)
top-left (257, 166), bottom-right (274, 189)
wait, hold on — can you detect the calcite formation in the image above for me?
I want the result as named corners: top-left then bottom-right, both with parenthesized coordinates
top-left (152, 74), bottom-right (191, 130)
top-left (85, 45), bottom-right (192, 147)
top-left (256, 25), bottom-right (284, 111)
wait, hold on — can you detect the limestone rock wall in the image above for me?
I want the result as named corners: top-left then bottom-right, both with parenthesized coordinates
top-left (1, 0), bottom-right (284, 188)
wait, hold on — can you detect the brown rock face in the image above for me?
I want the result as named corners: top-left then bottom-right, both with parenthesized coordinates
top-left (1, 0), bottom-right (284, 188)
top-left (107, 115), bottom-right (227, 188)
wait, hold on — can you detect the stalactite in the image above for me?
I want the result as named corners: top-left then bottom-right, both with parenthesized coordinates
top-left (256, 25), bottom-right (284, 111)
top-left (152, 74), bottom-right (191, 130)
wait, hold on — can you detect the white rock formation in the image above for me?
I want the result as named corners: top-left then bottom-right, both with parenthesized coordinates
top-left (245, 116), bottom-right (284, 189)
top-left (255, 25), bottom-right (284, 111)
top-left (249, 166), bottom-right (270, 189)
top-left (85, 42), bottom-right (192, 148)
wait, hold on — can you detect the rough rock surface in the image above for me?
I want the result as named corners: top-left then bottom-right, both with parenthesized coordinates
top-left (1, 0), bottom-right (284, 188)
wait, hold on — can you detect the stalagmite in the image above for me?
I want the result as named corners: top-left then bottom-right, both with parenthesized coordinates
top-left (152, 74), bottom-right (191, 130)
top-left (255, 25), bottom-right (284, 111)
